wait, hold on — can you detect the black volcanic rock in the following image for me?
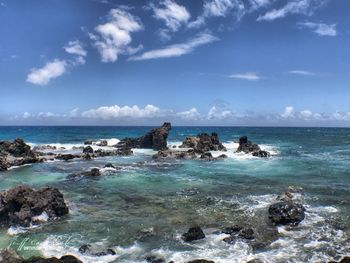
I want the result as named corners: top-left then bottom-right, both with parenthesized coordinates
top-left (236, 136), bottom-right (270, 158)
top-left (268, 201), bottom-right (305, 226)
top-left (0, 186), bottom-right (69, 227)
top-left (83, 146), bottom-right (94, 154)
top-left (116, 122), bottom-right (171, 151)
top-left (180, 133), bottom-right (226, 152)
top-left (182, 226), bottom-right (205, 242)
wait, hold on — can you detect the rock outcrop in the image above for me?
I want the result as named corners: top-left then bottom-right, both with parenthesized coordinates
top-left (236, 136), bottom-right (270, 158)
top-left (116, 123), bottom-right (171, 151)
top-left (0, 138), bottom-right (39, 171)
top-left (182, 226), bottom-right (206, 242)
top-left (0, 250), bottom-right (82, 263)
top-left (179, 133), bottom-right (226, 152)
top-left (0, 186), bottom-right (69, 227)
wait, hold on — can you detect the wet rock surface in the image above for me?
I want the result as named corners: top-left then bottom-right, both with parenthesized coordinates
top-left (236, 136), bottom-right (270, 158)
top-left (0, 186), bottom-right (69, 227)
top-left (179, 133), bottom-right (226, 152)
top-left (0, 250), bottom-right (82, 263)
top-left (182, 226), bottom-right (206, 242)
top-left (116, 122), bottom-right (171, 151)
top-left (0, 138), bottom-right (39, 170)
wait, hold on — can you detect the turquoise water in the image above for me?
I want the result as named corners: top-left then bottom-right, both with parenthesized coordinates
top-left (0, 126), bottom-right (349, 263)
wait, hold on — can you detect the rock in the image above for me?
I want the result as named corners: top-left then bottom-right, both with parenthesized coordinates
top-left (116, 122), bottom-right (171, 151)
top-left (0, 186), bottom-right (69, 227)
top-left (252, 150), bottom-right (270, 158)
top-left (0, 138), bottom-right (38, 170)
top-left (222, 225), bottom-right (243, 235)
top-left (223, 227), bottom-right (255, 244)
top-left (236, 136), bottom-right (270, 157)
top-left (200, 152), bottom-right (214, 160)
top-left (82, 168), bottom-right (101, 177)
top-left (145, 256), bottom-right (166, 263)
top-left (94, 148), bottom-right (133, 157)
top-left (56, 154), bottom-right (76, 161)
top-left (216, 154), bottom-right (228, 159)
top-left (152, 149), bottom-right (197, 160)
top-left (182, 226), bottom-right (205, 242)
top-left (78, 244), bottom-right (92, 254)
top-left (84, 140), bottom-right (93, 145)
top-left (180, 133), bottom-right (226, 152)
top-left (104, 163), bottom-right (116, 168)
top-left (83, 146), bottom-right (94, 154)
top-left (96, 140), bottom-right (108, 147)
top-left (0, 250), bottom-right (83, 263)
top-left (246, 259), bottom-right (265, 263)
top-left (268, 201), bottom-right (305, 226)
top-left (33, 145), bottom-right (57, 151)
top-left (329, 257), bottom-right (350, 263)
top-left (78, 244), bottom-right (116, 257)
top-left (186, 260), bottom-right (215, 263)
top-left (82, 153), bottom-right (92, 160)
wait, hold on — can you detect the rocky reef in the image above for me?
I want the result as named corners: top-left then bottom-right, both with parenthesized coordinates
top-left (116, 122), bottom-right (171, 151)
top-left (0, 138), bottom-right (39, 171)
top-left (0, 185), bottom-right (69, 228)
top-left (179, 133), bottom-right (226, 152)
top-left (236, 136), bottom-right (270, 157)
top-left (0, 250), bottom-right (82, 263)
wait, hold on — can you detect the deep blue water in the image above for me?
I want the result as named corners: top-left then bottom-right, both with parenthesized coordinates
top-left (0, 126), bottom-right (349, 263)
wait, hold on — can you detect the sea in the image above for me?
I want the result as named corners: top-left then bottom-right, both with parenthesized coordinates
top-left (0, 126), bottom-right (349, 263)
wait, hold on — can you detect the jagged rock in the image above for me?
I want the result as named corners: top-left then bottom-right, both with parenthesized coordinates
top-left (83, 146), bottom-right (94, 154)
top-left (236, 136), bottom-right (270, 158)
top-left (268, 201), bottom-right (305, 226)
top-left (82, 168), bottom-right (101, 177)
top-left (84, 140), bottom-right (93, 145)
top-left (0, 138), bottom-right (38, 171)
top-left (200, 152), bottom-right (214, 160)
top-left (0, 186), bottom-right (68, 227)
top-left (116, 123), bottom-right (171, 151)
top-left (180, 133), bottom-right (226, 152)
top-left (182, 226), bottom-right (205, 242)
top-left (96, 140), bottom-right (108, 147)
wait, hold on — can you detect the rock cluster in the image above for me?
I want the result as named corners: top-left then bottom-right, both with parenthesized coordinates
top-left (179, 133), bottom-right (226, 152)
top-left (116, 122), bottom-right (171, 151)
top-left (0, 250), bottom-right (82, 263)
top-left (236, 136), bottom-right (270, 158)
top-left (0, 185), bottom-right (69, 227)
top-left (0, 138), bottom-right (39, 171)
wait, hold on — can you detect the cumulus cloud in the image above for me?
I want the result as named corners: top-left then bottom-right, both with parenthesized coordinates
top-left (150, 0), bottom-right (190, 32)
top-left (129, 32), bottom-right (218, 61)
top-left (298, 21), bottom-right (337, 36)
top-left (81, 104), bottom-right (161, 119)
top-left (257, 0), bottom-right (327, 22)
top-left (26, 59), bottom-right (67, 86)
top-left (207, 106), bottom-right (233, 120)
top-left (299, 109), bottom-right (313, 119)
top-left (90, 8), bottom-right (143, 63)
top-left (280, 106), bottom-right (295, 118)
top-left (189, 0), bottom-right (245, 28)
top-left (229, 72), bottom-right (260, 81)
top-left (176, 108), bottom-right (201, 120)
top-left (64, 40), bottom-right (87, 56)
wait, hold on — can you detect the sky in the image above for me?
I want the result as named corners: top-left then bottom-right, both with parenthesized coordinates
top-left (1, 0), bottom-right (350, 126)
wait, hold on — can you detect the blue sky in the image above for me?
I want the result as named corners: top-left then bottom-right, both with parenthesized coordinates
top-left (1, 0), bottom-right (350, 126)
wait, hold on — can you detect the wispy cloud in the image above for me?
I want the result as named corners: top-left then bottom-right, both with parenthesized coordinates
top-left (90, 8), bottom-right (143, 63)
top-left (299, 21), bottom-right (337, 36)
top-left (150, 0), bottom-right (190, 32)
top-left (229, 72), bottom-right (260, 81)
top-left (257, 0), bottom-right (328, 22)
top-left (26, 59), bottom-right (67, 86)
top-left (129, 32), bottom-right (218, 61)
top-left (288, 70), bottom-right (316, 76)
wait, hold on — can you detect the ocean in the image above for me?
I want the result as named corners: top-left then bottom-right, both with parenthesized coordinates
top-left (0, 126), bottom-right (349, 263)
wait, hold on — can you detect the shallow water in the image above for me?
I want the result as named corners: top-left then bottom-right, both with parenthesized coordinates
top-left (0, 126), bottom-right (349, 262)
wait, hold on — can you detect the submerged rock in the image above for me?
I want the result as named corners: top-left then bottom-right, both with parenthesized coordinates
top-left (0, 249), bottom-right (82, 263)
top-left (0, 186), bottom-right (69, 227)
top-left (78, 244), bottom-right (116, 257)
top-left (179, 133), bottom-right (226, 152)
top-left (116, 122), bottom-right (171, 151)
top-left (0, 138), bottom-right (39, 171)
top-left (182, 226), bottom-right (206, 242)
top-left (82, 168), bottom-right (101, 177)
top-left (268, 200), bottom-right (305, 226)
top-left (236, 136), bottom-right (270, 158)
top-left (223, 227), bottom-right (255, 244)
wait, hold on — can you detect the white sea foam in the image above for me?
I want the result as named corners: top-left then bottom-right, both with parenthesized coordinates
top-left (32, 211), bottom-right (49, 223)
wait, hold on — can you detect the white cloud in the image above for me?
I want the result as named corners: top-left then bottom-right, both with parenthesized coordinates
top-left (207, 106), bottom-right (233, 120)
top-left (22, 112), bottom-right (31, 119)
top-left (150, 0), bottom-right (190, 32)
top-left (81, 104), bottom-right (161, 119)
top-left (300, 109), bottom-right (313, 119)
top-left (189, 0), bottom-right (245, 28)
top-left (299, 21), bottom-right (337, 36)
top-left (26, 59), bottom-right (67, 86)
top-left (288, 70), bottom-right (317, 76)
top-left (90, 8), bottom-right (143, 63)
top-left (280, 106), bottom-right (295, 118)
top-left (229, 72), bottom-right (260, 81)
top-left (129, 33), bottom-right (218, 61)
top-left (257, 0), bottom-right (326, 22)
top-left (64, 40), bottom-right (87, 56)
top-left (69, 108), bottom-right (80, 117)
top-left (177, 108), bottom-right (201, 120)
